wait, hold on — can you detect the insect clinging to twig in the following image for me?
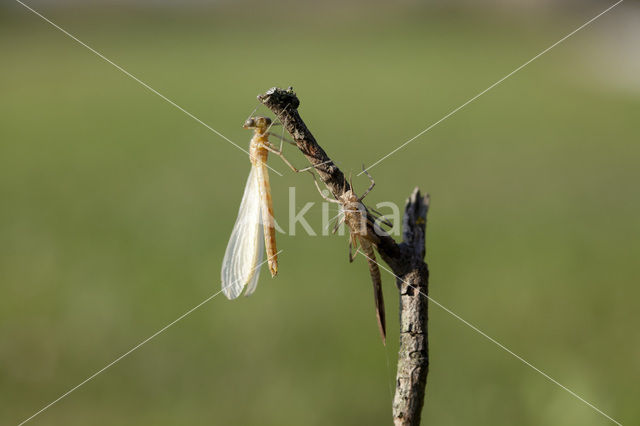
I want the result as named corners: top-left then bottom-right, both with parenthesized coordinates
top-left (221, 115), bottom-right (319, 299)
top-left (312, 167), bottom-right (389, 344)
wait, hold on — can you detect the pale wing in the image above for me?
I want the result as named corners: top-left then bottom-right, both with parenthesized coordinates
top-left (221, 167), bottom-right (263, 299)
top-left (243, 224), bottom-right (264, 297)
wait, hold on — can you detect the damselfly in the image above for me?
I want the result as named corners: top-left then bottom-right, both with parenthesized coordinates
top-left (221, 115), bottom-right (311, 299)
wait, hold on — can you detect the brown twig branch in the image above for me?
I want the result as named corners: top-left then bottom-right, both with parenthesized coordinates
top-left (258, 87), bottom-right (430, 426)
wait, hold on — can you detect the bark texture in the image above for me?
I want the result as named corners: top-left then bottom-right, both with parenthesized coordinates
top-left (258, 87), bottom-right (430, 425)
top-left (393, 189), bottom-right (430, 426)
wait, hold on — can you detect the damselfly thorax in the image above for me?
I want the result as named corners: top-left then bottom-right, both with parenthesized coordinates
top-left (339, 190), bottom-right (371, 239)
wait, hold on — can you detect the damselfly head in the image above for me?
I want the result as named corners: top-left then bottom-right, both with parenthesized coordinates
top-left (243, 116), bottom-right (272, 133)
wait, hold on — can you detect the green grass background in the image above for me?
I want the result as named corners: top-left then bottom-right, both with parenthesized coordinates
top-left (1, 2), bottom-right (638, 425)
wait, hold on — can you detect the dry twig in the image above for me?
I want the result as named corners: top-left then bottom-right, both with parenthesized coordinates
top-left (258, 87), bottom-right (430, 426)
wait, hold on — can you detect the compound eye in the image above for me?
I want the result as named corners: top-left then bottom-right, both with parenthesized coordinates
top-left (243, 118), bottom-right (256, 129)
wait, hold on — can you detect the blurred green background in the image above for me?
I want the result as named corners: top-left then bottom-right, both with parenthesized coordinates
top-left (1, 1), bottom-right (638, 425)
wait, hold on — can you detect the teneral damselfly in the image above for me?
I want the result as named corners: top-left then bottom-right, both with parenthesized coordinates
top-left (221, 115), bottom-right (317, 299)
